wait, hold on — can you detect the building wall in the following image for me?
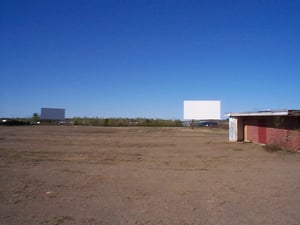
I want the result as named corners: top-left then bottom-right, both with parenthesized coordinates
top-left (266, 127), bottom-right (300, 150)
top-left (243, 116), bottom-right (300, 150)
top-left (229, 117), bottom-right (238, 141)
top-left (229, 117), bottom-right (245, 142)
top-left (244, 124), bottom-right (258, 143)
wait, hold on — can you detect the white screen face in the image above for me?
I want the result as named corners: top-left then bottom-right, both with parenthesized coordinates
top-left (40, 108), bottom-right (65, 120)
top-left (183, 100), bottom-right (221, 120)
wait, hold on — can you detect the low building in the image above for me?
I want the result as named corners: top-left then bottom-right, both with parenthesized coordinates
top-left (227, 109), bottom-right (300, 150)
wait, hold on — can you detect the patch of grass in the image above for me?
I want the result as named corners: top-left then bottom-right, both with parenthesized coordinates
top-left (39, 216), bottom-right (74, 225)
top-left (233, 148), bottom-right (243, 151)
top-left (263, 144), bottom-right (298, 153)
top-left (263, 144), bottom-right (283, 152)
top-left (170, 168), bottom-right (208, 171)
top-left (61, 169), bottom-right (85, 174)
top-left (53, 216), bottom-right (74, 225)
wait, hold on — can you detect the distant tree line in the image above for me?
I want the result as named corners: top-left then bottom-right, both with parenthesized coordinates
top-left (0, 119), bottom-right (31, 126)
top-left (1, 115), bottom-right (182, 127)
top-left (72, 117), bottom-right (182, 127)
top-left (1, 116), bottom-right (230, 128)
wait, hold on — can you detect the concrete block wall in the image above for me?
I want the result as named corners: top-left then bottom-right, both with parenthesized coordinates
top-left (244, 116), bottom-right (300, 150)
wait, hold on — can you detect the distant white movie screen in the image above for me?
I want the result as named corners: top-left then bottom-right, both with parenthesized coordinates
top-left (184, 100), bottom-right (221, 120)
top-left (40, 108), bottom-right (65, 120)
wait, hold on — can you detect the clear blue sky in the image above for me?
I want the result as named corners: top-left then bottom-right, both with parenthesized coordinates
top-left (1, 0), bottom-right (299, 119)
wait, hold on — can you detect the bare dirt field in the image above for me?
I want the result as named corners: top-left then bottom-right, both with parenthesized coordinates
top-left (0, 126), bottom-right (300, 225)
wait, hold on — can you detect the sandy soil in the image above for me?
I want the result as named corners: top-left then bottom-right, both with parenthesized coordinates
top-left (0, 126), bottom-right (300, 225)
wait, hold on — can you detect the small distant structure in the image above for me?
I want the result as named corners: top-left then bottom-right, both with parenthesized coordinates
top-left (227, 109), bottom-right (300, 151)
top-left (40, 108), bottom-right (65, 124)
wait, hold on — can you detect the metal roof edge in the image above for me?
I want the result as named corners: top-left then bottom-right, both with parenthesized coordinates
top-left (288, 110), bottom-right (300, 116)
top-left (224, 109), bottom-right (300, 117)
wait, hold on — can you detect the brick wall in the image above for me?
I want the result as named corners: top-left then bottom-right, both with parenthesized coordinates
top-left (243, 116), bottom-right (300, 150)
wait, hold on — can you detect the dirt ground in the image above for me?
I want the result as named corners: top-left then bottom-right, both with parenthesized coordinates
top-left (0, 126), bottom-right (300, 225)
